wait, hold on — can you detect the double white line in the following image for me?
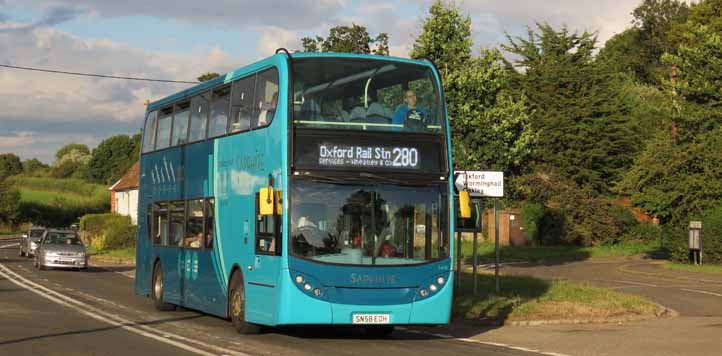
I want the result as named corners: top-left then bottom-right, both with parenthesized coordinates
top-left (0, 262), bottom-right (248, 356)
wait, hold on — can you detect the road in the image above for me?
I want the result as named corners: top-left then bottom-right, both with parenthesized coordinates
top-left (484, 258), bottom-right (722, 356)
top-left (0, 239), bottom-right (543, 356)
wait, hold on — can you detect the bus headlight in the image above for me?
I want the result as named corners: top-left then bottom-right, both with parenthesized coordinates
top-left (429, 284), bottom-right (438, 292)
top-left (437, 277), bottom-right (445, 285)
top-left (304, 283), bottom-right (312, 291)
top-left (295, 275), bottom-right (304, 284)
top-left (313, 288), bottom-right (322, 297)
top-left (420, 289), bottom-right (428, 297)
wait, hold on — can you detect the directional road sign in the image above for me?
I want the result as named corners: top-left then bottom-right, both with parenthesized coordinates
top-left (454, 171), bottom-right (504, 198)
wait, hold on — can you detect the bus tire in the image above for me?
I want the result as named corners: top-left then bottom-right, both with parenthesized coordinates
top-left (365, 325), bottom-right (395, 338)
top-left (152, 262), bottom-right (176, 311)
top-left (229, 272), bottom-right (261, 334)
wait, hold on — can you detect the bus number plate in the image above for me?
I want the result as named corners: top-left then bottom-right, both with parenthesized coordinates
top-left (352, 314), bottom-right (390, 324)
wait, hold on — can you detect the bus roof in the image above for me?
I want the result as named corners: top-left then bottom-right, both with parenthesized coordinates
top-left (146, 53), bottom-right (434, 112)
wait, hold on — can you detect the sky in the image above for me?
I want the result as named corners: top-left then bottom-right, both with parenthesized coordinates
top-left (0, 0), bottom-right (643, 163)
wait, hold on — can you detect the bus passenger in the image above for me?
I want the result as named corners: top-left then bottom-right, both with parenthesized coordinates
top-left (392, 90), bottom-right (428, 131)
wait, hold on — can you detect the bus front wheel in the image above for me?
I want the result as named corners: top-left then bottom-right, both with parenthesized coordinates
top-left (229, 272), bottom-right (261, 334)
top-left (152, 262), bottom-right (176, 311)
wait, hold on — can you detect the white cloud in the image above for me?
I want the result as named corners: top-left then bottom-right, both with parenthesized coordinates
top-left (257, 26), bottom-right (299, 57)
top-left (11, 0), bottom-right (349, 30)
top-left (0, 131), bottom-right (36, 149)
top-left (0, 25), bottom-right (242, 125)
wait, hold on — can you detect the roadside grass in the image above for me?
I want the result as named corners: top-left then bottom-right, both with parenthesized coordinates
top-left (662, 262), bottom-right (722, 275)
top-left (87, 246), bottom-right (136, 262)
top-left (453, 272), bottom-right (658, 323)
top-left (461, 240), bottom-right (660, 264)
top-left (8, 176), bottom-right (109, 227)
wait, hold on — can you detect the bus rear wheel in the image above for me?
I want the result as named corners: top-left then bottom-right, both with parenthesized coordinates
top-left (229, 272), bottom-right (261, 334)
top-left (152, 263), bottom-right (176, 311)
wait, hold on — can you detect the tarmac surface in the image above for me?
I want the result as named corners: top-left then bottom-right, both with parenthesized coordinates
top-left (4, 234), bottom-right (722, 356)
top-left (0, 237), bottom-right (541, 356)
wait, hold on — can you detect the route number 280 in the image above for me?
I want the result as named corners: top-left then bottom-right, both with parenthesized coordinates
top-left (392, 147), bottom-right (419, 168)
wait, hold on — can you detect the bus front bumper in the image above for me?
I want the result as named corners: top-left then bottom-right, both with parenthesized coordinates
top-left (276, 272), bottom-right (453, 326)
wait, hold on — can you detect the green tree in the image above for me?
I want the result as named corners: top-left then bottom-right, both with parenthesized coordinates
top-left (0, 153), bottom-right (22, 181)
top-left (410, 0), bottom-right (472, 72)
top-left (619, 129), bottom-right (722, 224)
top-left (599, 0), bottom-right (688, 85)
top-left (22, 158), bottom-right (49, 175)
top-left (446, 49), bottom-right (535, 177)
top-left (301, 24), bottom-right (389, 55)
top-left (86, 135), bottom-right (139, 184)
top-left (197, 72), bottom-right (220, 82)
top-left (504, 24), bottom-right (639, 195)
top-left (55, 143), bottom-right (90, 162)
top-left (0, 180), bottom-right (20, 225)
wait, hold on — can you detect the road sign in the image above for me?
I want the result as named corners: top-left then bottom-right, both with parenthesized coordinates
top-left (454, 171), bottom-right (504, 197)
top-left (690, 221), bottom-right (702, 229)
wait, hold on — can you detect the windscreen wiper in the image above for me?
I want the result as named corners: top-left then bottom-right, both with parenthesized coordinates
top-left (292, 171), bottom-right (345, 184)
top-left (359, 172), bottom-right (410, 185)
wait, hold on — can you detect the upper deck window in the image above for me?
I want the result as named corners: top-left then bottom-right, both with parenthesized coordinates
top-left (253, 68), bottom-right (279, 128)
top-left (188, 92), bottom-right (210, 143)
top-left (208, 86), bottom-right (230, 138)
top-left (171, 102), bottom-right (191, 146)
top-left (155, 107), bottom-right (173, 150)
top-left (292, 58), bottom-right (443, 134)
top-left (142, 111), bottom-right (157, 153)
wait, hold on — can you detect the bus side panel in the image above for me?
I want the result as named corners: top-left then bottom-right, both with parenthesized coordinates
top-left (137, 148), bottom-right (184, 304)
top-left (215, 128), bottom-right (283, 325)
top-left (181, 140), bottom-right (227, 316)
top-left (135, 163), bottom-right (152, 297)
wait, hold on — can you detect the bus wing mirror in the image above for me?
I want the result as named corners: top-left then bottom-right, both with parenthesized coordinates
top-left (459, 191), bottom-right (472, 219)
top-left (259, 187), bottom-right (275, 216)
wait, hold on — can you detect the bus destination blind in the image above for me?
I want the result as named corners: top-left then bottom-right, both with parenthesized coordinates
top-left (318, 144), bottom-right (420, 169)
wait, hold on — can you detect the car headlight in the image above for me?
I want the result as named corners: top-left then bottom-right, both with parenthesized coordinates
top-left (30, 242), bottom-right (38, 249)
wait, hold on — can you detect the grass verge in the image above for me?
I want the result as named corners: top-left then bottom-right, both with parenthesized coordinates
top-left (662, 262), bottom-right (722, 275)
top-left (461, 240), bottom-right (660, 264)
top-left (87, 246), bottom-right (136, 263)
top-left (453, 272), bottom-right (658, 323)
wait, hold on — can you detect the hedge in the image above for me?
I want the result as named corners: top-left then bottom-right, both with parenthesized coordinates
top-left (80, 213), bottom-right (136, 250)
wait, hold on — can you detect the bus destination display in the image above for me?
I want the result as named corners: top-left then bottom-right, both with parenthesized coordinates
top-left (318, 144), bottom-right (420, 169)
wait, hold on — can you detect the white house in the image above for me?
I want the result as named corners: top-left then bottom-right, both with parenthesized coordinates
top-left (109, 162), bottom-right (139, 224)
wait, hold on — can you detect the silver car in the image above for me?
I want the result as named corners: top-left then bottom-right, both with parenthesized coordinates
top-left (19, 227), bottom-right (46, 257)
top-left (34, 230), bottom-right (88, 270)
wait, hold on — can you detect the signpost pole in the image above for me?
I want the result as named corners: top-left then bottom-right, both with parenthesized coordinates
top-left (472, 230), bottom-right (478, 295)
top-left (494, 199), bottom-right (500, 294)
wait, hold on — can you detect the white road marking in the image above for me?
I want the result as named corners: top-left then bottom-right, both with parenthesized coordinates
top-left (681, 288), bottom-right (722, 297)
top-left (397, 328), bottom-right (572, 356)
top-left (613, 280), bottom-right (658, 287)
top-left (0, 262), bottom-right (249, 356)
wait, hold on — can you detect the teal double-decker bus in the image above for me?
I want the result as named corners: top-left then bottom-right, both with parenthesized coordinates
top-left (136, 51), bottom-right (456, 335)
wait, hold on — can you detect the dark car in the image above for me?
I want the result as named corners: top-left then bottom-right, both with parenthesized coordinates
top-left (34, 230), bottom-right (88, 270)
top-left (19, 227), bottom-right (46, 257)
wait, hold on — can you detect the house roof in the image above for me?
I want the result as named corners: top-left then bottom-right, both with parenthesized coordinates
top-left (109, 161), bottom-right (140, 192)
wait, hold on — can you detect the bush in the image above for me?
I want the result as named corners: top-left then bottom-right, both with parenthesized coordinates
top-left (520, 201), bottom-right (545, 244)
top-left (666, 206), bottom-right (722, 265)
top-left (519, 168), bottom-right (624, 246)
top-left (621, 222), bottom-right (661, 243)
top-left (80, 213), bottom-right (135, 250)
